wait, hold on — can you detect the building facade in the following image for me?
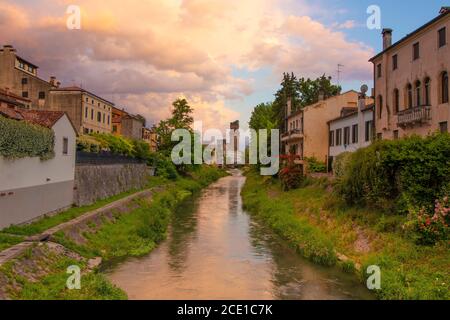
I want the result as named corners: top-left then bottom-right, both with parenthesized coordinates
top-left (0, 45), bottom-right (58, 110)
top-left (282, 91), bottom-right (368, 167)
top-left (112, 106), bottom-right (145, 140)
top-left (328, 94), bottom-right (374, 171)
top-left (47, 86), bottom-right (113, 134)
top-left (0, 87), bottom-right (31, 109)
top-left (370, 7), bottom-right (450, 140)
top-left (0, 108), bottom-right (77, 229)
top-left (142, 127), bottom-right (158, 152)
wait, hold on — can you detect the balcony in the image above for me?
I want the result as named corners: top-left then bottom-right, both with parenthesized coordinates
top-left (281, 129), bottom-right (304, 142)
top-left (397, 105), bottom-right (431, 128)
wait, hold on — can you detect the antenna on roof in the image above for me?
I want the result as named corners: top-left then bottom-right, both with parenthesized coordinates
top-left (337, 64), bottom-right (344, 86)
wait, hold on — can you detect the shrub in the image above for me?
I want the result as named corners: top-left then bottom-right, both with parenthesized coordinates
top-left (76, 135), bottom-right (101, 153)
top-left (334, 133), bottom-right (450, 213)
top-left (306, 157), bottom-right (327, 173)
top-left (279, 155), bottom-right (304, 191)
top-left (91, 133), bottom-right (135, 156)
top-left (0, 115), bottom-right (55, 160)
top-left (333, 152), bottom-right (352, 177)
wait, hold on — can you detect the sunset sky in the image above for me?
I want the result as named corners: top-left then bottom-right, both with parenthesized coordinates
top-left (0, 0), bottom-right (448, 131)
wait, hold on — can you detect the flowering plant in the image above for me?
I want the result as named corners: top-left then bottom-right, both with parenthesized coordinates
top-left (404, 196), bottom-right (449, 245)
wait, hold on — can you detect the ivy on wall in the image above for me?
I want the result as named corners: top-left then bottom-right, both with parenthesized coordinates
top-left (0, 115), bottom-right (55, 160)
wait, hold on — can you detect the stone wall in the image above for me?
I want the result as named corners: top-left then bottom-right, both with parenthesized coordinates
top-left (73, 163), bottom-right (149, 206)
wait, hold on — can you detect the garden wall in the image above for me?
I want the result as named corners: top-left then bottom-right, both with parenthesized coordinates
top-left (73, 163), bottom-right (150, 206)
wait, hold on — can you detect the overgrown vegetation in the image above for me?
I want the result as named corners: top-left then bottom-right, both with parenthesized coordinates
top-left (306, 157), bottom-right (327, 173)
top-left (0, 115), bottom-right (55, 160)
top-left (242, 169), bottom-right (450, 300)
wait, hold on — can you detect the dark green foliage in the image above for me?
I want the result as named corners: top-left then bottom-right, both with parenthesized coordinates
top-left (306, 157), bottom-right (327, 173)
top-left (0, 115), bottom-right (55, 160)
top-left (335, 134), bottom-right (450, 213)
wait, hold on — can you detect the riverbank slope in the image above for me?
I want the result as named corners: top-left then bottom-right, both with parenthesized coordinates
top-left (241, 169), bottom-right (449, 300)
top-left (0, 165), bottom-right (227, 300)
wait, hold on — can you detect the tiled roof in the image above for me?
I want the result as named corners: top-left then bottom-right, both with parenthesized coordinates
top-left (0, 107), bottom-right (65, 129)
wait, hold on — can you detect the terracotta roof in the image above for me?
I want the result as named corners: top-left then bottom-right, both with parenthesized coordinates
top-left (0, 107), bottom-right (64, 128)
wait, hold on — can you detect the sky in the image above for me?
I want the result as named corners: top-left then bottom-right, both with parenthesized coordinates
top-left (0, 0), bottom-right (448, 131)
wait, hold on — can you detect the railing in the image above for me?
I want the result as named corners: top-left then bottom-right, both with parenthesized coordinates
top-left (281, 129), bottom-right (304, 140)
top-left (76, 151), bottom-right (146, 165)
top-left (397, 105), bottom-right (431, 128)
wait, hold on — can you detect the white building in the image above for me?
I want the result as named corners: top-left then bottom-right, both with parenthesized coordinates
top-left (327, 91), bottom-right (374, 171)
top-left (0, 108), bottom-right (77, 229)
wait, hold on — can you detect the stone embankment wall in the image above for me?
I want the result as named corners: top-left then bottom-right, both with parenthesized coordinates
top-left (73, 163), bottom-right (149, 206)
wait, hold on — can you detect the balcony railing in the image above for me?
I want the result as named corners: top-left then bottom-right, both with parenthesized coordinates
top-left (397, 105), bottom-right (431, 128)
top-left (281, 129), bottom-right (304, 140)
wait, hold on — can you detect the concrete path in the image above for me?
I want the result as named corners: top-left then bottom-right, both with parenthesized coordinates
top-left (0, 187), bottom-right (160, 267)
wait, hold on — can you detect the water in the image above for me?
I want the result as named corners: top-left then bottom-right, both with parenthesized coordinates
top-left (105, 170), bottom-right (374, 300)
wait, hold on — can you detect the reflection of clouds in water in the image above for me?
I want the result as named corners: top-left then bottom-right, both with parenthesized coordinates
top-left (107, 173), bottom-right (374, 300)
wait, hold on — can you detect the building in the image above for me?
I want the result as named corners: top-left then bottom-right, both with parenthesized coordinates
top-left (112, 106), bottom-right (146, 140)
top-left (142, 127), bottom-right (158, 152)
top-left (370, 7), bottom-right (450, 140)
top-left (282, 90), bottom-right (370, 168)
top-left (47, 86), bottom-right (113, 134)
top-left (328, 89), bottom-right (375, 171)
top-left (0, 108), bottom-right (77, 229)
top-left (0, 45), bottom-right (58, 110)
top-left (0, 87), bottom-right (31, 109)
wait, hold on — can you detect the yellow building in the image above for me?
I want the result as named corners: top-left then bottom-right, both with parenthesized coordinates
top-left (282, 91), bottom-right (372, 168)
top-left (370, 7), bottom-right (450, 139)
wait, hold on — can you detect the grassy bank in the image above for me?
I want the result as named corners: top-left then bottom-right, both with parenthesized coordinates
top-left (0, 165), bottom-right (227, 300)
top-left (241, 169), bottom-right (449, 300)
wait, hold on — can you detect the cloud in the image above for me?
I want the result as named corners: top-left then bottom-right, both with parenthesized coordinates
top-left (0, 0), bottom-right (374, 127)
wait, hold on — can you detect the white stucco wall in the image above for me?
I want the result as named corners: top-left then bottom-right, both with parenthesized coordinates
top-left (0, 114), bottom-right (76, 191)
top-left (329, 109), bottom-right (373, 158)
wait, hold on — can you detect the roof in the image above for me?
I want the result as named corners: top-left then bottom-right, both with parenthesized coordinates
top-left (0, 107), bottom-right (77, 134)
top-left (327, 104), bottom-right (374, 124)
top-left (16, 55), bottom-right (39, 69)
top-left (370, 8), bottom-right (450, 62)
top-left (50, 86), bottom-right (115, 106)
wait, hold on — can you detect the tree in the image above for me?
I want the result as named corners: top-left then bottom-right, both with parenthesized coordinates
top-left (297, 74), bottom-right (342, 107)
top-left (272, 73), bottom-right (301, 132)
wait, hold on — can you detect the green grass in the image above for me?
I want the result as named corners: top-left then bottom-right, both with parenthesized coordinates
top-left (0, 233), bottom-right (24, 251)
top-left (242, 168), bottom-right (450, 300)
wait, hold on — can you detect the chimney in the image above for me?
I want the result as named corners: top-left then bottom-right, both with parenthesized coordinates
top-left (2, 45), bottom-right (16, 53)
top-left (286, 98), bottom-right (292, 116)
top-left (440, 7), bottom-right (450, 14)
top-left (382, 28), bottom-right (393, 50)
top-left (56, 81), bottom-right (61, 88)
top-left (318, 90), bottom-right (325, 101)
top-left (49, 76), bottom-right (57, 87)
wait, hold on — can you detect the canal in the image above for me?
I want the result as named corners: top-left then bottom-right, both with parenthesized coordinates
top-left (106, 170), bottom-right (374, 300)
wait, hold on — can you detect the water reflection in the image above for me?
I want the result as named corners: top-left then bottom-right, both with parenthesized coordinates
top-left (106, 170), bottom-right (373, 300)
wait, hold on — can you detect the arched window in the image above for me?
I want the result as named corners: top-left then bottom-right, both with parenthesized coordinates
top-left (424, 77), bottom-right (431, 106)
top-left (393, 89), bottom-right (400, 114)
top-left (407, 84), bottom-right (413, 109)
top-left (378, 95), bottom-right (383, 119)
top-left (415, 80), bottom-right (422, 107)
top-left (442, 71), bottom-right (449, 104)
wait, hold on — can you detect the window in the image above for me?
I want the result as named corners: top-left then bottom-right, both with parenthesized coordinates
top-left (394, 89), bottom-right (400, 114)
top-left (377, 132), bottom-right (383, 140)
top-left (98, 103), bottom-right (101, 107)
top-left (442, 71), bottom-right (449, 104)
top-left (425, 78), bottom-right (431, 106)
top-left (344, 127), bottom-right (350, 145)
top-left (336, 129), bottom-right (342, 146)
top-left (352, 124), bottom-right (358, 144)
top-left (377, 95), bottom-right (383, 119)
top-left (392, 54), bottom-right (398, 70)
top-left (407, 84), bottom-right (413, 109)
top-left (103, 113), bottom-right (105, 123)
top-left (377, 64), bottom-right (382, 78)
top-left (86, 97), bottom-right (89, 103)
top-left (413, 42), bottom-right (420, 60)
top-left (107, 115), bottom-right (110, 125)
top-left (21, 78), bottom-right (28, 85)
top-left (91, 109), bottom-right (94, 120)
top-left (112, 125), bottom-right (117, 133)
top-left (22, 91), bottom-right (28, 98)
top-left (365, 121), bottom-right (373, 142)
top-left (62, 137), bottom-right (69, 155)
top-left (38, 91), bottom-right (45, 100)
top-left (439, 27), bottom-right (447, 48)
top-left (440, 121), bottom-right (448, 133)
top-left (393, 130), bottom-right (399, 140)
top-left (97, 112), bottom-right (102, 122)
top-left (415, 81), bottom-right (421, 106)
top-left (85, 107), bottom-right (88, 118)
top-left (329, 130), bottom-right (335, 147)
